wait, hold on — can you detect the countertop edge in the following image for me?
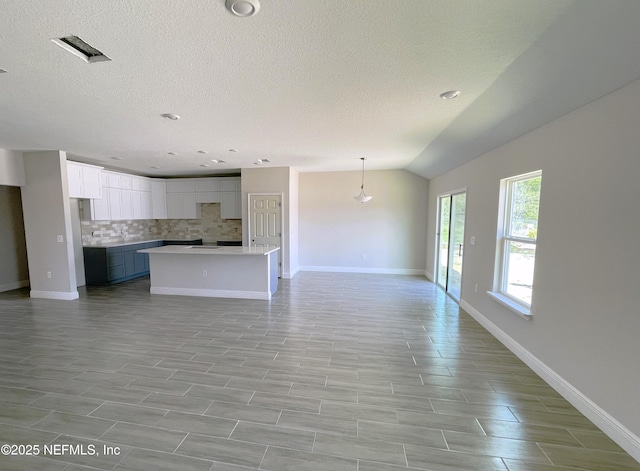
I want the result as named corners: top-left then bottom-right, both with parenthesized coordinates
top-left (138, 246), bottom-right (280, 256)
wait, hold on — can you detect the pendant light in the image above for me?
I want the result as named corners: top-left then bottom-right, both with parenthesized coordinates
top-left (353, 157), bottom-right (373, 203)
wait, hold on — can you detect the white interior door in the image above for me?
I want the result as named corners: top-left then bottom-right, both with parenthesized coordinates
top-left (249, 194), bottom-right (282, 277)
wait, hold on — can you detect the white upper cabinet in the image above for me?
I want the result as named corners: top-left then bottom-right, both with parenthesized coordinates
top-left (79, 172), bottom-right (240, 221)
top-left (220, 190), bottom-right (241, 219)
top-left (219, 177), bottom-right (241, 219)
top-left (67, 161), bottom-right (103, 199)
top-left (151, 179), bottom-right (167, 219)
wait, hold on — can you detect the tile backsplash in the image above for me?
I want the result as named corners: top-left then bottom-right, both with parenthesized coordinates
top-left (81, 203), bottom-right (242, 245)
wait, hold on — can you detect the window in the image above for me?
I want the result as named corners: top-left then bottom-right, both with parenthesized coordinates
top-left (492, 170), bottom-right (542, 315)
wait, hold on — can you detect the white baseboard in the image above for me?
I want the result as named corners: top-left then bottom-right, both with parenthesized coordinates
top-left (0, 280), bottom-right (29, 293)
top-left (299, 266), bottom-right (425, 276)
top-left (425, 270), bottom-right (434, 282)
top-left (283, 266), bottom-right (299, 279)
top-left (150, 286), bottom-right (270, 300)
top-left (30, 290), bottom-right (79, 300)
top-left (460, 299), bottom-right (640, 462)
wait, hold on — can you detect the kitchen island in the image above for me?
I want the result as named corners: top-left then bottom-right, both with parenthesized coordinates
top-left (138, 245), bottom-right (280, 300)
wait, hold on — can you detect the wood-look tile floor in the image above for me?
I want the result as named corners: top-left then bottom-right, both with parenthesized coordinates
top-left (0, 272), bottom-right (638, 471)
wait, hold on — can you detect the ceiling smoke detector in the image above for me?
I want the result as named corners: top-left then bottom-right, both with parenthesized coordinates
top-left (226, 0), bottom-right (260, 17)
top-left (51, 35), bottom-right (111, 63)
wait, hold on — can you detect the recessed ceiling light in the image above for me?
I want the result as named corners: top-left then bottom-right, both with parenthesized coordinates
top-left (161, 113), bottom-right (181, 120)
top-left (200, 164), bottom-right (210, 168)
top-left (440, 90), bottom-right (461, 100)
top-left (167, 152), bottom-right (178, 155)
top-left (211, 159), bottom-right (226, 164)
top-left (197, 150), bottom-right (208, 154)
top-left (0, 69), bottom-right (7, 74)
top-left (110, 157), bottom-right (123, 160)
top-left (226, 0), bottom-right (260, 17)
top-left (254, 159), bottom-right (270, 165)
top-left (229, 149), bottom-right (238, 153)
top-left (51, 35), bottom-right (111, 63)
top-left (150, 166), bottom-right (160, 169)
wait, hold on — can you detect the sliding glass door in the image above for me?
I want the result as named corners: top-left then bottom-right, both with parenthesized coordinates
top-left (436, 191), bottom-right (466, 301)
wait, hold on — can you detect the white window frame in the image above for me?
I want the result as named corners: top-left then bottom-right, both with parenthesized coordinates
top-left (489, 170), bottom-right (542, 319)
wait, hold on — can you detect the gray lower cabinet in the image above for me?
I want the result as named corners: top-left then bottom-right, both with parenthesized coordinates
top-left (83, 239), bottom-right (202, 285)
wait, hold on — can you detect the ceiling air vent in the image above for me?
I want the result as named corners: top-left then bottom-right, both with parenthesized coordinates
top-left (51, 35), bottom-right (111, 63)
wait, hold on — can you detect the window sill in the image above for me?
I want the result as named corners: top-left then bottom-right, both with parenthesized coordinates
top-left (487, 291), bottom-right (532, 320)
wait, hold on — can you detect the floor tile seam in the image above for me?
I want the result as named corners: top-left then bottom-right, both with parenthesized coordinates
top-left (534, 440), bottom-right (557, 466)
top-left (29, 416), bottom-right (118, 443)
top-left (274, 417), bottom-right (359, 438)
top-left (187, 429), bottom-right (312, 453)
top-left (117, 363), bottom-right (179, 378)
top-left (6, 425), bottom-right (63, 447)
top-left (170, 429), bottom-right (192, 455)
top-left (6, 406), bottom-right (56, 428)
top-left (0, 387), bottom-right (50, 407)
top-left (88, 401), bottom-right (171, 423)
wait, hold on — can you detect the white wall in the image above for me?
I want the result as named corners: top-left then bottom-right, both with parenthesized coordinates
top-left (299, 169), bottom-right (428, 274)
top-left (427, 77), bottom-right (640, 458)
top-left (21, 151), bottom-right (78, 299)
top-left (288, 167), bottom-right (299, 275)
top-left (0, 148), bottom-right (26, 186)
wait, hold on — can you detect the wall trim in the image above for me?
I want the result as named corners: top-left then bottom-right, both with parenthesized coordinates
top-left (425, 270), bottom-right (434, 282)
top-left (150, 286), bottom-right (270, 300)
top-left (30, 290), bottom-right (79, 300)
top-left (0, 280), bottom-right (29, 293)
top-left (299, 266), bottom-right (426, 276)
top-left (460, 299), bottom-right (640, 462)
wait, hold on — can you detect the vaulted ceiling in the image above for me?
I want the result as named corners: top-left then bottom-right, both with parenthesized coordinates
top-left (2, 1), bottom-right (640, 178)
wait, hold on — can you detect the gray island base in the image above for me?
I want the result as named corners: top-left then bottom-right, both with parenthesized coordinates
top-left (138, 245), bottom-right (280, 300)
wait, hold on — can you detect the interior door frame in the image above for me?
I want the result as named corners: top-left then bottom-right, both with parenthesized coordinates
top-left (247, 192), bottom-right (284, 277)
top-left (435, 187), bottom-right (467, 301)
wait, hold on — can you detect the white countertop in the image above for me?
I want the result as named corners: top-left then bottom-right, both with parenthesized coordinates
top-left (138, 245), bottom-right (280, 256)
top-left (83, 238), bottom-right (203, 249)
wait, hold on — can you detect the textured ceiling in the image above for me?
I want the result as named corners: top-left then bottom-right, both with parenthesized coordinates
top-left (1, 1), bottom-right (640, 178)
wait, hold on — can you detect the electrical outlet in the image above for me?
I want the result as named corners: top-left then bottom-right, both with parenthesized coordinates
top-left (47, 271), bottom-right (52, 279)
top-left (202, 270), bottom-right (208, 277)
top-left (361, 253), bottom-right (367, 260)
top-left (474, 284), bottom-right (478, 293)
top-left (57, 235), bottom-right (64, 243)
